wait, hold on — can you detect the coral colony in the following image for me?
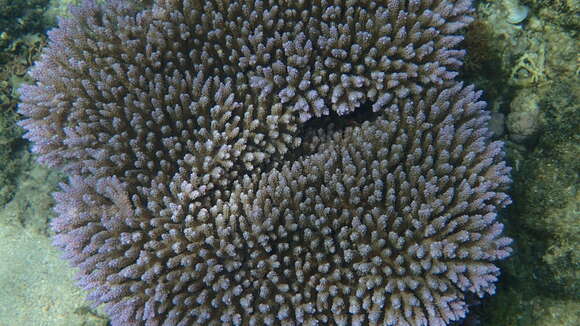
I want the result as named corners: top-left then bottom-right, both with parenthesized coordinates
top-left (19, 0), bottom-right (512, 325)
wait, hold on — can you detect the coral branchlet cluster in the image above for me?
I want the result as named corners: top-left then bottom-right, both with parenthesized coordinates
top-left (19, 0), bottom-right (512, 325)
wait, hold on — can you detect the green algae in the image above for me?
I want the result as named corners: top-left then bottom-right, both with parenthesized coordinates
top-left (476, 108), bottom-right (579, 325)
top-left (463, 2), bottom-right (579, 324)
top-left (0, 0), bottom-right (49, 57)
top-left (0, 107), bottom-right (29, 207)
top-left (1, 3), bottom-right (49, 208)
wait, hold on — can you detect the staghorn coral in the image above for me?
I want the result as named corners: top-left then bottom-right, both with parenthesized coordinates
top-left (17, 0), bottom-right (512, 325)
top-left (227, 84), bottom-right (512, 326)
top-left (19, 0), bottom-right (302, 190)
top-left (19, 0), bottom-right (475, 171)
top-left (48, 83), bottom-right (513, 326)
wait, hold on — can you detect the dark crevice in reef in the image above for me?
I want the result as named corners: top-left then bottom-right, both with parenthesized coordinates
top-left (288, 100), bottom-right (382, 160)
top-left (248, 101), bottom-right (381, 178)
top-left (300, 100), bottom-right (381, 134)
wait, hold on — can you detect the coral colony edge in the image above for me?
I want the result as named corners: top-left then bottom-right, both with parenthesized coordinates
top-left (18, 0), bottom-right (512, 325)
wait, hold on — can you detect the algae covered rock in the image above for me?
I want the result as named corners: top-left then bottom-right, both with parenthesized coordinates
top-left (507, 89), bottom-right (543, 143)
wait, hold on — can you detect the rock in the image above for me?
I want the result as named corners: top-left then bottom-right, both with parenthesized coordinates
top-left (507, 89), bottom-right (542, 142)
